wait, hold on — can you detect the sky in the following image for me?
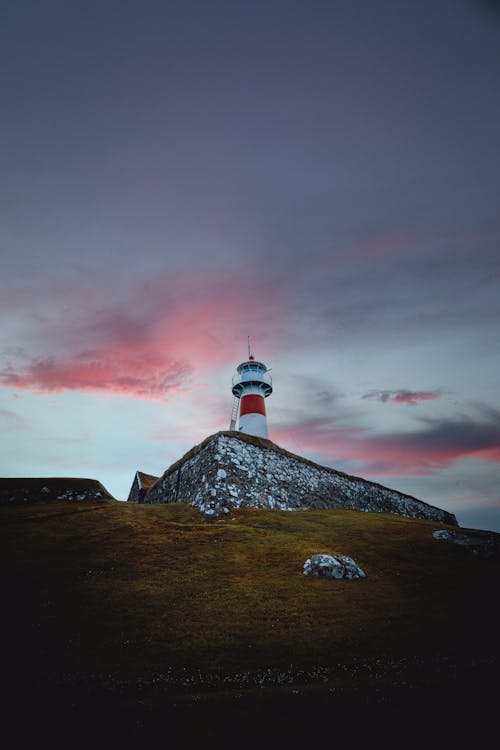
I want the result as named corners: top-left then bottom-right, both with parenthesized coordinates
top-left (1, 0), bottom-right (499, 531)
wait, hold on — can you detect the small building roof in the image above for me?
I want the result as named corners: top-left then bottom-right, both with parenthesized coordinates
top-left (136, 471), bottom-right (160, 490)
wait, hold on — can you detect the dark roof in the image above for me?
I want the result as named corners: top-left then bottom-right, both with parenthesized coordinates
top-left (137, 471), bottom-right (159, 490)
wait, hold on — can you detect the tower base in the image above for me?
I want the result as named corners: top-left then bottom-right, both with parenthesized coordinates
top-left (238, 412), bottom-right (269, 439)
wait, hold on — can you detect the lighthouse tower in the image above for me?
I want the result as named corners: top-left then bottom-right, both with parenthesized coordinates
top-left (230, 339), bottom-right (272, 439)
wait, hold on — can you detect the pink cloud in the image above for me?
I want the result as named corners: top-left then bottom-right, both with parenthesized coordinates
top-left (392, 391), bottom-right (442, 405)
top-left (0, 273), bottom-right (290, 399)
top-left (271, 412), bottom-right (500, 478)
top-left (0, 351), bottom-right (191, 399)
top-left (363, 389), bottom-right (443, 406)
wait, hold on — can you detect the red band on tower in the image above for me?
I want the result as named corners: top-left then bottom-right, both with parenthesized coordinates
top-left (239, 394), bottom-right (266, 417)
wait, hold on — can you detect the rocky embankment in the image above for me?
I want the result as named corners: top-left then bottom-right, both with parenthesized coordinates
top-left (133, 431), bottom-right (457, 525)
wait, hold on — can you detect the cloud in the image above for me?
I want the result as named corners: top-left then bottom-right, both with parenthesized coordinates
top-left (0, 353), bottom-right (191, 400)
top-left (0, 408), bottom-right (28, 429)
top-left (363, 389), bottom-right (443, 406)
top-left (0, 271), bottom-right (291, 399)
top-left (272, 409), bottom-right (500, 477)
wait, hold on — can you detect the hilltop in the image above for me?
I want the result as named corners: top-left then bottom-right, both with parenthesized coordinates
top-left (0, 476), bottom-right (115, 504)
top-left (1, 498), bottom-right (498, 748)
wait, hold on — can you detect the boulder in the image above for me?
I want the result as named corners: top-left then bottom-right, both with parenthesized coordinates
top-left (433, 529), bottom-right (457, 541)
top-left (433, 529), bottom-right (500, 559)
top-left (303, 554), bottom-right (366, 580)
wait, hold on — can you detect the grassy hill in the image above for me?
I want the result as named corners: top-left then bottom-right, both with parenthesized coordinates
top-left (2, 499), bottom-right (498, 747)
top-left (0, 476), bottom-right (115, 503)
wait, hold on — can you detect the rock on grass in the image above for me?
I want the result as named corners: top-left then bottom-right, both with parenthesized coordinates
top-left (303, 554), bottom-right (366, 580)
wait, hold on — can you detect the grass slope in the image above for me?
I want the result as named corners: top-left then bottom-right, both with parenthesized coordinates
top-left (2, 501), bottom-right (499, 747)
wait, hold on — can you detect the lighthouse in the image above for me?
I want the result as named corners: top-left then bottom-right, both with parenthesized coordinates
top-left (230, 340), bottom-right (272, 439)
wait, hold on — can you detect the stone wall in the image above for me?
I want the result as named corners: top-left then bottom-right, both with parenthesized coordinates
top-left (127, 471), bottom-right (160, 504)
top-left (140, 432), bottom-right (457, 525)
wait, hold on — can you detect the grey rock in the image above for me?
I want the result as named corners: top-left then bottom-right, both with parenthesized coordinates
top-left (433, 530), bottom-right (456, 540)
top-left (303, 554), bottom-right (366, 580)
top-left (433, 528), bottom-right (500, 559)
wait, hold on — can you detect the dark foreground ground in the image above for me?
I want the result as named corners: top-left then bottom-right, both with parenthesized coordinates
top-left (2, 499), bottom-right (498, 748)
top-left (6, 663), bottom-right (498, 749)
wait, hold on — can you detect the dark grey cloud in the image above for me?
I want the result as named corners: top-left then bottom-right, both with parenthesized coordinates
top-left (273, 406), bottom-right (500, 477)
top-left (414, 411), bottom-right (500, 454)
top-left (477, 0), bottom-right (500, 14)
top-left (291, 376), bottom-right (342, 407)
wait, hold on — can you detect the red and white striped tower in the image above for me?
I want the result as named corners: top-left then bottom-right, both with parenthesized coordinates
top-left (230, 339), bottom-right (272, 439)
